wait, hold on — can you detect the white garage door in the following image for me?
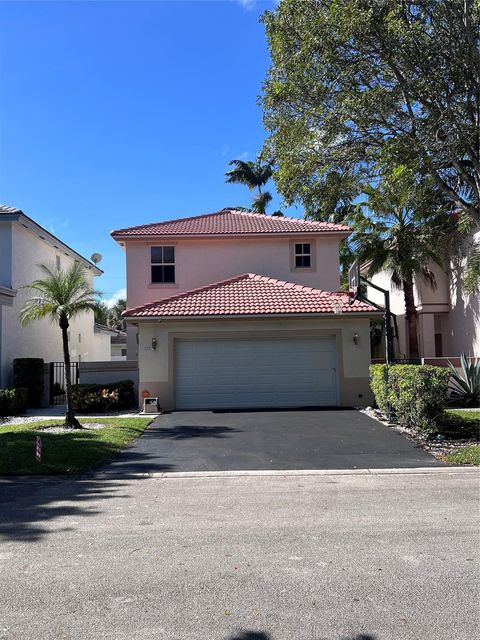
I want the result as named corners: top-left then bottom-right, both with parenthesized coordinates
top-left (174, 336), bottom-right (338, 410)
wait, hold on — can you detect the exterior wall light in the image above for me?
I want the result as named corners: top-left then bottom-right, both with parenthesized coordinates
top-left (152, 337), bottom-right (157, 350)
top-left (353, 333), bottom-right (359, 346)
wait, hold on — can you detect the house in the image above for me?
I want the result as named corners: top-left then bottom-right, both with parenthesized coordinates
top-left (110, 329), bottom-right (127, 360)
top-left (0, 204), bottom-right (110, 388)
top-left (365, 229), bottom-right (480, 359)
top-left (111, 209), bottom-right (381, 410)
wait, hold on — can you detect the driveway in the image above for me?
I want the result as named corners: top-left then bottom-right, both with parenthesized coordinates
top-left (0, 470), bottom-right (477, 639)
top-left (104, 409), bottom-right (442, 473)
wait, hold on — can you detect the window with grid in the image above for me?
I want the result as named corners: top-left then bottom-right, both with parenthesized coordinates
top-left (294, 243), bottom-right (311, 268)
top-left (151, 246), bottom-right (175, 283)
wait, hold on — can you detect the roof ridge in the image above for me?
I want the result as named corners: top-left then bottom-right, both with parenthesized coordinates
top-left (123, 273), bottom-right (253, 315)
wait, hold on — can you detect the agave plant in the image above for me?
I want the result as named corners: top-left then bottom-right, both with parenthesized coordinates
top-left (448, 354), bottom-right (480, 407)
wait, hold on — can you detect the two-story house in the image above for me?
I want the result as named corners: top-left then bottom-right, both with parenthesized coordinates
top-left (0, 204), bottom-right (111, 388)
top-left (111, 209), bottom-right (381, 410)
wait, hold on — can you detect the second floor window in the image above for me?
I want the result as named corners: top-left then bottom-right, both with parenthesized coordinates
top-left (295, 243), bottom-right (311, 268)
top-left (151, 246), bottom-right (175, 283)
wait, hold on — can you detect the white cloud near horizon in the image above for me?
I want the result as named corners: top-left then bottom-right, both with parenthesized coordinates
top-left (104, 288), bottom-right (126, 308)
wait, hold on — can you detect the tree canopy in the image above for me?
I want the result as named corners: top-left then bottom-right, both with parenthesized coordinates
top-left (261, 1), bottom-right (480, 255)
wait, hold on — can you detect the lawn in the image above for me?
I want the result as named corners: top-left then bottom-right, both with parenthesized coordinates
top-left (438, 409), bottom-right (480, 440)
top-left (0, 417), bottom-right (152, 475)
top-left (442, 445), bottom-right (480, 466)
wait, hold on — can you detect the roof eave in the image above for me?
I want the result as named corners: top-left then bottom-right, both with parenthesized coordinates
top-left (111, 230), bottom-right (351, 242)
top-left (3, 212), bottom-right (103, 275)
top-left (124, 310), bottom-right (382, 322)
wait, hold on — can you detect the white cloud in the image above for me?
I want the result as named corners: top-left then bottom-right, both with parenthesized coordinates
top-left (237, 0), bottom-right (256, 9)
top-left (105, 288), bottom-right (126, 308)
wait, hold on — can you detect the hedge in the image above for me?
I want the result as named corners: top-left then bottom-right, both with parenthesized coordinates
top-left (370, 364), bottom-right (450, 431)
top-left (0, 388), bottom-right (28, 416)
top-left (13, 358), bottom-right (44, 408)
top-left (71, 380), bottom-right (135, 413)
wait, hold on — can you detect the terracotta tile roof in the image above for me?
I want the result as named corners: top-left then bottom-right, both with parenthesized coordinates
top-left (124, 273), bottom-right (379, 318)
top-left (0, 204), bottom-right (22, 215)
top-left (111, 209), bottom-right (350, 238)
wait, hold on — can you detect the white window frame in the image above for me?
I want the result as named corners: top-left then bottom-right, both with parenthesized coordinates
top-left (150, 246), bottom-right (176, 284)
top-left (294, 242), bottom-right (312, 268)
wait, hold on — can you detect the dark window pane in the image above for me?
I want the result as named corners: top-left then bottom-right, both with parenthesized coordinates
top-left (151, 265), bottom-right (163, 282)
top-left (295, 243), bottom-right (302, 255)
top-left (303, 243), bottom-right (311, 254)
top-left (163, 246), bottom-right (175, 263)
top-left (151, 247), bottom-right (163, 263)
top-left (303, 255), bottom-right (311, 267)
top-left (163, 265), bottom-right (175, 282)
top-left (295, 255), bottom-right (311, 268)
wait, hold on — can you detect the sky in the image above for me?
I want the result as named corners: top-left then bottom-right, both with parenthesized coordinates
top-left (0, 0), bottom-right (293, 305)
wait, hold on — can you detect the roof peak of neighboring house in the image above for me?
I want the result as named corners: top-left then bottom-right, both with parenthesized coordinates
top-left (0, 203), bottom-right (103, 275)
top-left (111, 208), bottom-right (350, 239)
top-left (124, 272), bottom-right (380, 319)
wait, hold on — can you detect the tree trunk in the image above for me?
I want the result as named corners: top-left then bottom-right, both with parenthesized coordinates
top-left (403, 278), bottom-right (420, 360)
top-left (60, 314), bottom-right (82, 429)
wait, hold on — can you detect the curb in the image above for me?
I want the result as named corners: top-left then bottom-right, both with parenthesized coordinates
top-left (98, 466), bottom-right (480, 479)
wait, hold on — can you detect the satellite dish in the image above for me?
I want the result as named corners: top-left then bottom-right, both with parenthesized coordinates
top-left (91, 253), bottom-right (102, 265)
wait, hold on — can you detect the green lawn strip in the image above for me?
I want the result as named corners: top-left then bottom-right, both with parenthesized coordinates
top-left (0, 417), bottom-right (152, 475)
top-left (442, 445), bottom-right (480, 466)
top-left (437, 410), bottom-right (480, 440)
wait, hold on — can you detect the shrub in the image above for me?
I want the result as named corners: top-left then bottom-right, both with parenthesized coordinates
top-left (12, 358), bottom-right (44, 408)
top-left (71, 380), bottom-right (135, 413)
top-left (448, 354), bottom-right (480, 407)
top-left (370, 364), bottom-right (450, 431)
top-left (0, 388), bottom-right (28, 416)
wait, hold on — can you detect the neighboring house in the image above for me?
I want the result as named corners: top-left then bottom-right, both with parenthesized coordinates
top-left (365, 229), bottom-right (480, 359)
top-left (0, 204), bottom-right (109, 387)
top-left (111, 209), bottom-right (381, 410)
top-left (110, 329), bottom-right (127, 360)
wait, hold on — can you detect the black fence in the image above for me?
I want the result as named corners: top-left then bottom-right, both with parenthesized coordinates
top-left (49, 362), bottom-right (79, 405)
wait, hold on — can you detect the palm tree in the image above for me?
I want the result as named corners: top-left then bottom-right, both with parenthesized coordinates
top-left (347, 170), bottom-right (454, 359)
top-left (93, 300), bottom-right (110, 326)
top-left (225, 159), bottom-right (273, 214)
top-left (19, 262), bottom-right (100, 429)
top-left (108, 298), bottom-right (127, 331)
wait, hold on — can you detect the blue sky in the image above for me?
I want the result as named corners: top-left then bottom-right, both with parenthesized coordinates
top-left (0, 0), bottom-right (292, 304)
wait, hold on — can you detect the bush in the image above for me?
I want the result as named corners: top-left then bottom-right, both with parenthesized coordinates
top-left (0, 388), bottom-right (28, 416)
top-left (370, 364), bottom-right (450, 431)
top-left (71, 380), bottom-right (135, 413)
top-left (12, 358), bottom-right (44, 408)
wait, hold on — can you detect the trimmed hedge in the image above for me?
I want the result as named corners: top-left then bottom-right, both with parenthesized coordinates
top-left (13, 358), bottom-right (44, 408)
top-left (0, 388), bottom-right (28, 416)
top-left (370, 364), bottom-right (450, 431)
top-left (71, 380), bottom-right (135, 413)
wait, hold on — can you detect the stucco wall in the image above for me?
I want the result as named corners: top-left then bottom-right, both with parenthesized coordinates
top-left (0, 221), bottom-right (105, 387)
top-left (125, 236), bottom-right (342, 309)
top-left (134, 315), bottom-right (374, 410)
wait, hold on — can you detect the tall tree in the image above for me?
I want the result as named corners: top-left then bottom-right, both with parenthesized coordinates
top-left (347, 167), bottom-right (454, 359)
top-left (261, 0), bottom-right (480, 287)
top-left (94, 300), bottom-right (110, 326)
top-left (19, 263), bottom-right (99, 429)
top-left (108, 298), bottom-right (127, 331)
top-left (225, 159), bottom-right (273, 214)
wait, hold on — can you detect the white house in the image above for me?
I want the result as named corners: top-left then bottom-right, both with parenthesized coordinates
top-left (366, 230), bottom-right (480, 359)
top-left (0, 204), bottom-right (111, 388)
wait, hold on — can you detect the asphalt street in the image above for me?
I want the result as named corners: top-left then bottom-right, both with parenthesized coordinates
top-left (0, 469), bottom-right (478, 640)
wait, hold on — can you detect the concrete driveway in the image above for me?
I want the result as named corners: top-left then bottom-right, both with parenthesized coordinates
top-left (104, 409), bottom-right (442, 473)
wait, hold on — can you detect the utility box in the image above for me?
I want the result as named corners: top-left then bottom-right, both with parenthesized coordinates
top-left (143, 397), bottom-right (159, 414)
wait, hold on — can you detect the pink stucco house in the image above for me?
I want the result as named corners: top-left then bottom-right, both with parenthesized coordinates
top-left (111, 209), bottom-right (380, 410)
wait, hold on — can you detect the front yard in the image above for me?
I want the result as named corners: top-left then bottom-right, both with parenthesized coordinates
top-left (0, 417), bottom-right (152, 474)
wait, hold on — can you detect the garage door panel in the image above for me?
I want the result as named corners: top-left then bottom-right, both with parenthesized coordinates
top-left (174, 336), bottom-right (338, 409)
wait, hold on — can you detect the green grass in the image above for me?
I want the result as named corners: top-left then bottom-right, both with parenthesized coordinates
top-left (442, 445), bottom-right (480, 466)
top-left (437, 409), bottom-right (480, 440)
top-left (0, 417), bottom-right (152, 475)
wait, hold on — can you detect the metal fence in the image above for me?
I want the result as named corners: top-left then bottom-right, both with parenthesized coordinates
top-left (49, 362), bottom-right (79, 405)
